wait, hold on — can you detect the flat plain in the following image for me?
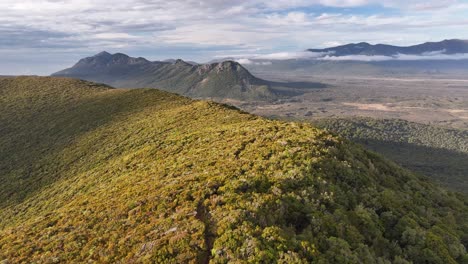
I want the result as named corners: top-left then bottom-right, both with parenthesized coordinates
top-left (236, 71), bottom-right (468, 130)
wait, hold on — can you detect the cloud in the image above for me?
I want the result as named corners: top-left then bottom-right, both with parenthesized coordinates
top-left (1, 0), bottom-right (465, 51)
top-left (381, 0), bottom-right (459, 10)
top-left (235, 58), bottom-right (254, 64)
top-left (223, 51), bottom-right (329, 65)
top-left (320, 54), bottom-right (392, 61)
top-left (396, 53), bottom-right (468, 60)
top-left (0, 0), bottom-right (468, 74)
top-left (322, 41), bottom-right (343, 47)
top-left (319, 0), bottom-right (370, 7)
top-left (265, 12), bottom-right (310, 26)
top-left (319, 52), bottom-right (468, 61)
top-left (234, 58), bottom-right (272, 65)
top-left (254, 51), bottom-right (329, 60)
top-left (232, 48), bottom-right (468, 63)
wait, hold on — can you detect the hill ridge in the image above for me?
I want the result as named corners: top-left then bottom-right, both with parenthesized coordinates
top-left (0, 76), bottom-right (467, 263)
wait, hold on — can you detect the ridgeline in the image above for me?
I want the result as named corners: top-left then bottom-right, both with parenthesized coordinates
top-left (0, 77), bottom-right (467, 263)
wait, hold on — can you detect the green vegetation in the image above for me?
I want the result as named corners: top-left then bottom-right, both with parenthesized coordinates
top-left (314, 117), bottom-right (468, 193)
top-left (1, 77), bottom-right (467, 263)
top-left (314, 117), bottom-right (467, 153)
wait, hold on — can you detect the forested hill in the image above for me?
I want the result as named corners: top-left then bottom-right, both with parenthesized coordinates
top-left (314, 117), bottom-right (468, 193)
top-left (0, 77), bottom-right (467, 263)
top-left (314, 117), bottom-right (467, 153)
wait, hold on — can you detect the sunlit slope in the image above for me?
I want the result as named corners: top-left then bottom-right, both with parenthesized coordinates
top-left (0, 77), bottom-right (467, 263)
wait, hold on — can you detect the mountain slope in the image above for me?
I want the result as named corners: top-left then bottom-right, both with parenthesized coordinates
top-left (308, 39), bottom-right (468, 56)
top-left (0, 77), bottom-right (467, 263)
top-left (52, 52), bottom-right (278, 101)
top-left (314, 117), bottom-right (468, 193)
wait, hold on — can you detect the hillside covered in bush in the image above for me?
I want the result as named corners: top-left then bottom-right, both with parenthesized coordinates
top-left (314, 117), bottom-right (468, 193)
top-left (0, 77), bottom-right (467, 263)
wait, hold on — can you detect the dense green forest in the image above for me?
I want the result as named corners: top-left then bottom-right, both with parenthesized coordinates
top-left (0, 77), bottom-right (467, 263)
top-left (314, 118), bottom-right (468, 193)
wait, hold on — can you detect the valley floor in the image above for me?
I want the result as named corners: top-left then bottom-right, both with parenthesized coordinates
top-left (238, 72), bottom-right (468, 130)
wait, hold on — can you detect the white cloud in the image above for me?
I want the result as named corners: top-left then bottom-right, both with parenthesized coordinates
top-left (254, 51), bottom-right (329, 60)
top-left (0, 0), bottom-right (468, 74)
top-left (231, 48), bottom-right (468, 63)
top-left (319, 0), bottom-right (370, 7)
top-left (234, 58), bottom-right (272, 65)
top-left (320, 53), bottom-right (468, 61)
top-left (396, 53), bottom-right (468, 60)
top-left (381, 0), bottom-right (459, 10)
top-left (265, 12), bottom-right (310, 26)
top-left (93, 33), bottom-right (138, 40)
top-left (320, 55), bottom-right (388, 61)
top-left (322, 41), bottom-right (343, 47)
top-left (235, 58), bottom-right (254, 64)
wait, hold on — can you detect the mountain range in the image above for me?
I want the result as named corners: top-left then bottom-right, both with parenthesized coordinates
top-left (213, 40), bottom-right (468, 77)
top-left (52, 52), bottom-right (275, 101)
top-left (52, 40), bottom-right (468, 97)
top-left (52, 52), bottom-right (325, 101)
top-left (307, 39), bottom-right (468, 57)
top-left (1, 76), bottom-right (467, 262)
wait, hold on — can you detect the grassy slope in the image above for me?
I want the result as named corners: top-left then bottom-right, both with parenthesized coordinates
top-left (0, 77), bottom-right (467, 263)
top-left (314, 117), bottom-right (468, 193)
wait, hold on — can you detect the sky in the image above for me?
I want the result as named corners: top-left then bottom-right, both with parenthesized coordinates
top-left (1, 0), bottom-right (468, 75)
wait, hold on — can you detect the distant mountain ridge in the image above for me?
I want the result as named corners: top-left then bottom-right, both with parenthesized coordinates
top-left (240, 39), bottom-right (468, 76)
top-left (53, 52), bottom-right (278, 101)
top-left (308, 39), bottom-right (468, 57)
